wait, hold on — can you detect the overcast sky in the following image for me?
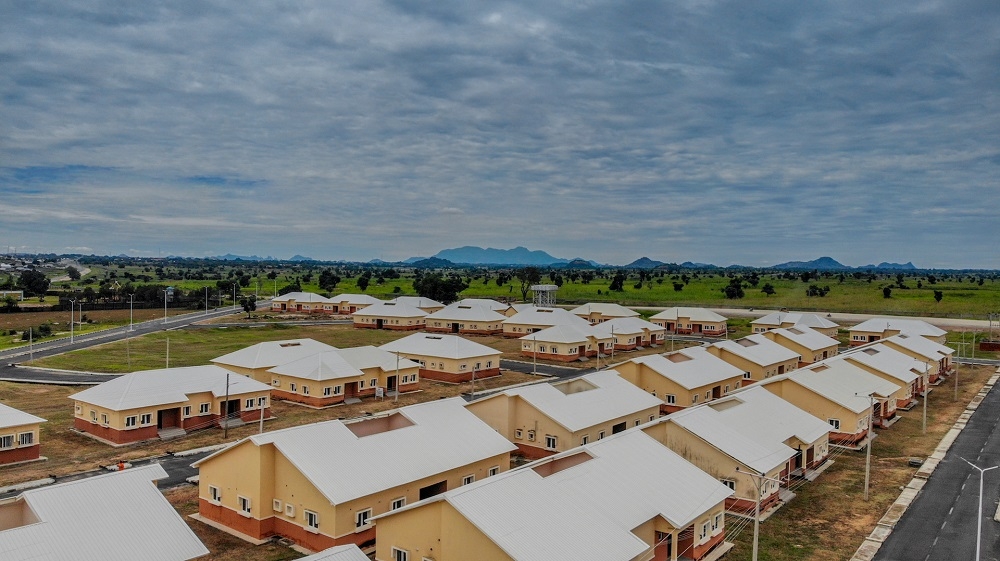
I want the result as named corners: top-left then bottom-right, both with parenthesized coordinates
top-left (2, 1), bottom-right (998, 268)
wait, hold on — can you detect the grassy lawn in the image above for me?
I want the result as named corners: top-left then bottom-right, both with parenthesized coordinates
top-left (726, 364), bottom-right (994, 561)
top-left (0, 308), bottom-right (195, 351)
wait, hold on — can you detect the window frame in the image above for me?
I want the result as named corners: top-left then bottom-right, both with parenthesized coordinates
top-left (355, 508), bottom-right (373, 529)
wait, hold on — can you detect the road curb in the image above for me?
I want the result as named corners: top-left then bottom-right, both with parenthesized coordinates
top-left (850, 369), bottom-right (1000, 561)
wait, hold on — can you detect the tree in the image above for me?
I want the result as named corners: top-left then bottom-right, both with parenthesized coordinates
top-left (722, 277), bottom-right (745, 299)
top-left (357, 275), bottom-right (370, 292)
top-left (934, 290), bottom-right (943, 303)
top-left (883, 286), bottom-right (892, 299)
top-left (2, 296), bottom-right (19, 312)
top-left (277, 282), bottom-right (301, 296)
top-left (806, 284), bottom-right (830, 297)
top-left (16, 270), bottom-right (50, 297)
top-left (413, 273), bottom-right (469, 303)
top-left (318, 269), bottom-right (342, 292)
top-left (761, 283), bottom-right (776, 296)
top-left (267, 271), bottom-right (278, 280)
top-left (515, 267), bottom-right (542, 301)
top-left (240, 295), bottom-right (257, 319)
top-left (67, 266), bottom-right (81, 281)
top-left (672, 282), bottom-right (684, 292)
top-left (609, 271), bottom-right (627, 292)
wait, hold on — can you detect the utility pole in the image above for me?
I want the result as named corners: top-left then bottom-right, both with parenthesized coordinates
top-left (961, 457), bottom-right (998, 561)
top-left (736, 468), bottom-right (783, 561)
top-left (224, 370), bottom-right (230, 439)
top-left (470, 366), bottom-right (477, 399)
top-left (69, 298), bottom-right (75, 344)
top-left (204, 287), bottom-right (208, 315)
top-left (163, 290), bottom-right (167, 324)
top-left (922, 361), bottom-right (928, 435)
top-left (128, 294), bottom-right (134, 332)
top-left (855, 392), bottom-right (876, 501)
top-left (166, 337), bottom-right (170, 368)
top-left (532, 334), bottom-right (537, 374)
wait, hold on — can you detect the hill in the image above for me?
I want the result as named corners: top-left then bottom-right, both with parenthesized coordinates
top-left (625, 257), bottom-right (665, 269)
top-left (772, 256), bottom-right (848, 270)
top-left (428, 246), bottom-right (569, 265)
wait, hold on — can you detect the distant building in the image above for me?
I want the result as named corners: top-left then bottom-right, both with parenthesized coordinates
top-left (650, 307), bottom-right (728, 336)
top-left (569, 302), bottom-right (640, 324)
top-left (270, 292), bottom-right (334, 314)
top-left (0, 403), bottom-right (45, 466)
top-left (381, 333), bottom-right (502, 383)
top-left (352, 301), bottom-right (427, 330)
top-left (848, 318), bottom-right (947, 346)
top-left (751, 312), bottom-right (839, 337)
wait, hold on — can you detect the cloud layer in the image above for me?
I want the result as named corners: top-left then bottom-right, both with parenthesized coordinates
top-left (2, 1), bottom-right (998, 267)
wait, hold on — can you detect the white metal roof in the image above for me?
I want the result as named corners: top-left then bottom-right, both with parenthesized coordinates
top-left (455, 298), bottom-right (513, 312)
top-left (337, 345), bottom-right (421, 372)
top-left (518, 323), bottom-right (608, 345)
top-left (775, 361), bottom-right (902, 412)
top-left (490, 370), bottom-right (662, 432)
top-left (69, 365), bottom-right (272, 411)
top-left (267, 350), bottom-right (365, 382)
top-left (399, 429), bottom-right (732, 561)
top-left (425, 302), bottom-right (507, 323)
top-left (662, 404), bottom-right (796, 473)
top-left (271, 291), bottom-right (332, 303)
top-left (649, 307), bottom-right (727, 322)
top-left (568, 303), bottom-right (640, 318)
top-left (0, 464), bottom-right (208, 561)
top-left (711, 334), bottom-right (800, 366)
top-left (751, 312), bottom-right (838, 329)
top-left (351, 300), bottom-right (428, 318)
top-left (329, 293), bottom-right (381, 305)
top-left (838, 344), bottom-right (923, 385)
top-left (881, 333), bottom-right (955, 362)
top-left (710, 385), bottom-right (831, 446)
top-left (197, 398), bottom-right (515, 505)
top-left (849, 318), bottom-right (947, 337)
top-left (296, 545), bottom-right (370, 561)
top-left (767, 326), bottom-right (840, 352)
top-left (504, 307), bottom-right (592, 328)
top-left (389, 296), bottom-right (445, 309)
top-left (381, 333), bottom-right (501, 359)
top-left (212, 339), bottom-right (338, 369)
top-left (592, 316), bottom-right (666, 337)
top-left (0, 403), bottom-right (45, 429)
top-left (629, 347), bottom-right (744, 389)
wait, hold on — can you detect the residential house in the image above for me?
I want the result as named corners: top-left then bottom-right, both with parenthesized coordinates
top-left (381, 333), bottom-right (502, 383)
top-left (0, 464), bottom-right (209, 561)
top-left (751, 312), bottom-right (839, 337)
top-left (454, 298), bottom-right (515, 315)
top-left (352, 301), bottom-right (427, 331)
top-left (212, 339), bottom-right (338, 382)
top-left (388, 296), bottom-right (445, 314)
top-left (615, 347), bottom-right (746, 413)
top-left (760, 326), bottom-right (839, 365)
top-left (569, 302), bottom-right (640, 324)
top-left (796, 361), bottom-right (905, 428)
top-left (425, 303), bottom-right (507, 335)
top-left (193, 398), bottom-right (515, 552)
top-left (649, 307), bottom-right (728, 336)
top-left (848, 318), bottom-right (948, 346)
top-left (271, 292), bottom-right (334, 314)
top-left (877, 333), bottom-right (955, 383)
top-left (706, 334), bottom-right (801, 384)
top-left (641, 407), bottom-right (794, 514)
top-left (0, 403), bottom-right (45, 466)
top-left (267, 347), bottom-right (421, 407)
top-left (69, 366), bottom-right (273, 445)
top-left (328, 294), bottom-right (381, 314)
top-left (835, 345), bottom-right (924, 409)
top-left (465, 370), bottom-right (662, 459)
top-left (501, 307), bottom-right (591, 337)
top-left (373, 429), bottom-right (734, 561)
top-left (593, 316), bottom-right (667, 350)
top-left (518, 323), bottom-right (613, 362)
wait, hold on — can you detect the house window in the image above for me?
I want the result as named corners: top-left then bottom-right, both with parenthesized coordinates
top-left (514, 429), bottom-right (523, 439)
top-left (209, 485), bottom-right (221, 502)
top-left (459, 363), bottom-right (467, 371)
top-left (527, 430), bottom-right (535, 442)
top-left (544, 435), bottom-right (557, 449)
top-left (462, 474), bottom-right (475, 485)
top-left (323, 387), bottom-right (332, 396)
top-left (392, 548), bottom-right (409, 561)
top-left (246, 398), bottom-right (255, 409)
top-left (272, 379), bottom-right (280, 387)
top-left (486, 361), bottom-right (492, 368)
top-left (358, 380), bottom-right (364, 389)
top-left (666, 394), bottom-right (676, 404)
top-left (101, 414), bottom-right (109, 425)
top-left (743, 371), bottom-right (752, 379)
top-left (199, 403), bottom-right (210, 414)
top-left (724, 385), bottom-right (730, 394)
top-left (598, 430), bottom-right (605, 440)
top-left (355, 508), bottom-right (372, 528)
top-left (302, 386), bottom-right (310, 396)
top-left (370, 378), bottom-right (377, 388)
top-left (391, 497), bottom-right (406, 510)
top-left (183, 405), bottom-right (191, 417)
top-left (0, 435), bottom-right (12, 449)
top-left (75, 404), bottom-right (81, 414)
top-left (140, 413), bottom-right (152, 425)
top-left (634, 419), bottom-right (641, 426)
top-left (700, 521), bottom-right (710, 540)
top-left (125, 416), bottom-right (137, 427)
top-left (290, 383), bottom-right (298, 392)
top-left (305, 510), bottom-right (319, 530)
top-left (581, 435), bottom-right (589, 445)
top-left (649, 415), bottom-right (656, 422)
top-left (475, 362), bottom-right (481, 370)
top-left (714, 512), bottom-right (723, 532)
top-left (720, 478), bottom-right (735, 490)
top-left (257, 396), bottom-right (266, 408)
top-left (90, 410), bottom-right (97, 421)
top-left (18, 432), bottom-right (33, 446)
top-left (285, 504), bottom-right (295, 517)
top-left (829, 419), bottom-right (841, 430)
top-left (488, 466), bottom-right (500, 476)
top-left (273, 499), bottom-right (283, 512)
top-left (238, 495), bottom-right (251, 515)
top-left (692, 395), bottom-right (699, 404)
top-left (705, 391), bottom-right (711, 400)
top-left (333, 385), bottom-right (343, 395)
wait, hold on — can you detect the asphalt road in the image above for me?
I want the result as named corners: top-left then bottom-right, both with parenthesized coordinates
top-left (874, 378), bottom-right (1000, 561)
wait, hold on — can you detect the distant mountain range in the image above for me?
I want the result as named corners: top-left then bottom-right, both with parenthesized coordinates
top-left (770, 257), bottom-right (917, 271)
top-left (406, 246), bottom-right (599, 266)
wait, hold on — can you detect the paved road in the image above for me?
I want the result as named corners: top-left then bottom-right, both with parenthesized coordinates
top-left (874, 378), bottom-right (1000, 561)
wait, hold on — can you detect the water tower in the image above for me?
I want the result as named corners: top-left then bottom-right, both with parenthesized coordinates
top-left (530, 284), bottom-right (558, 307)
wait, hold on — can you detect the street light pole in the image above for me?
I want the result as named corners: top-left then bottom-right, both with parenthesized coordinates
top-left (856, 392), bottom-right (876, 501)
top-left (736, 468), bottom-right (783, 561)
top-left (163, 290), bottom-right (167, 324)
top-left (532, 334), bottom-right (537, 374)
top-left (69, 298), bottom-right (75, 344)
top-left (961, 457), bottom-right (999, 561)
top-left (922, 361), bottom-right (929, 435)
top-left (128, 294), bottom-right (134, 332)
top-left (204, 286), bottom-right (208, 316)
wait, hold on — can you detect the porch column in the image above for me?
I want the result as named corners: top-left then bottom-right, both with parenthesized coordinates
top-left (672, 529), bottom-right (678, 561)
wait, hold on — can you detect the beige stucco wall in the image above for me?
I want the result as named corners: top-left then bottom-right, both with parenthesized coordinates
top-left (760, 380), bottom-right (868, 436)
top-left (74, 388), bottom-right (270, 432)
top-left (615, 362), bottom-right (744, 407)
top-left (705, 348), bottom-right (798, 382)
top-left (392, 352), bottom-right (500, 375)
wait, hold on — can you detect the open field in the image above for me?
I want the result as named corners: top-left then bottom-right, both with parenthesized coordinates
top-left (0, 308), bottom-right (192, 351)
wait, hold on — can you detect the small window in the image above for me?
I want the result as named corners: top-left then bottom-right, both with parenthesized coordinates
top-left (598, 430), bottom-right (605, 440)
top-left (392, 548), bottom-right (409, 561)
top-left (0, 435), bottom-right (12, 449)
top-left (101, 414), bottom-right (109, 425)
top-left (273, 499), bottom-right (283, 512)
top-left (486, 361), bottom-right (492, 368)
top-left (257, 396), bottom-right (266, 408)
top-left (634, 419), bottom-right (641, 426)
top-left (462, 474), bottom-right (475, 485)
top-left (581, 435), bottom-right (589, 445)
top-left (391, 497), bottom-right (406, 510)
top-left (527, 430), bottom-right (535, 442)
top-left (692, 395), bottom-right (699, 404)
top-left (209, 485), bottom-right (221, 502)
top-left (246, 398), bottom-right (255, 409)
top-left (544, 435), bottom-right (557, 449)
top-left (666, 394), bottom-right (676, 405)
top-left (514, 429), bottom-right (523, 439)
top-left (649, 415), bottom-right (656, 422)
top-left (355, 508), bottom-right (372, 528)
top-left (829, 419), bottom-right (841, 430)
top-left (183, 405), bottom-right (191, 417)
top-left (285, 504), bottom-right (295, 517)
top-left (724, 385), bottom-right (730, 394)
top-left (743, 371), bottom-right (752, 379)
top-left (199, 403), bottom-right (210, 414)
top-left (358, 380), bottom-right (364, 389)
top-left (488, 466), bottom-right (500, 477)
top-left (714, 513), bottom-right (723, 532)
top-left (125, 416), bottom-right (137, 428)
top-left (90, 410), bottom-right (97, 421)
top-left (238, 496), bottom-right (251, 515)
top-left (303, 385), bottom-right (311, 396)
top-left (75, 404), bottom-right (81, 414)
top-left (370, 378), bottom-right (377, 388)
top-left (305, 510), bottom-right (319, 530)
top-left (333, 385), bottom-right (343, 395)
top-left (700, 521), bottom-right (710, 540)
top-left (323, 387), bottom-right (332, 396)
top-left (721, 478), bottom-right (735, 490)
top-left (290, 383), bottom-right (298, 392)
top-left (18, 432), bottom-right (33, 446)
top-left (140, 413), bottom-right (152, 425)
